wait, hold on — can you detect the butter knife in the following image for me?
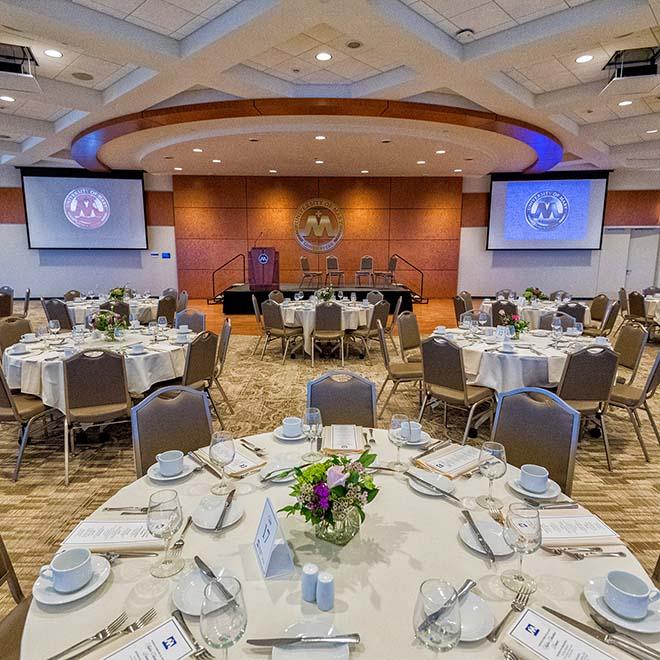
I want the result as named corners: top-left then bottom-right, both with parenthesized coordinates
top-left (462, 510), bottom-right (496, 566)
top-left (215, 489), bottom-right (235, 531)
top-left (404, 471), bottom-right (462, 504)
top-left (413, 439), bottom-right (451, 460)
top-left (246, 634), bottom-right (360, 647)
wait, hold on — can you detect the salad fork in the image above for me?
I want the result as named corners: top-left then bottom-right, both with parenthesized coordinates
top-left (487, 585), bottom-right (531, 642)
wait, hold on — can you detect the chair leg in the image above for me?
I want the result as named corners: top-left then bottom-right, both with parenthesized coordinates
top-left (462, 403), bottom-right (479, 445)
top-left (13, 422), bottom-right (30, 482)
top-left (282, 338), bottom-right (290, 365)
top-left (627, 408), bottom-right (650, 461)
top-left (381, 381), bottom-right (399, 416)
top-left (214, 379), bottom-right (234, 414)
top-left (260, 334), bottom-right (270, 360)
top-left (64, 418), bottom-right (70, 486)
top-left (340, 337), bottom-right (345, 367)
top-left (643, 401), bottom-right (660, 446)
top-left (251, 334), bottom-right (262, 356)
top-left (206, 387), bottom-right (224, 429)
top-left (417, 391), bottom-right (428, 423)
top-left (377, 377), bottom-right (389, 401)
top-left (388, 331), bottom-right (399, 354)
top-left (600, 415), bottom-right (613, 471)
top-left (311, 337), bottom-right (315, 367)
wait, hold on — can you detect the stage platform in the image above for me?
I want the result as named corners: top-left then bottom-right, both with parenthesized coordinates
top-left (221, 283), bottom-right (415, 314)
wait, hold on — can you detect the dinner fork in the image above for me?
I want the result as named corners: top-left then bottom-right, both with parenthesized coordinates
top-left (68, 608), bottom-right (157, 659)
top-left (487, 503), bottom-right (505, 525)
top-left (46, 611), bottom-right (128, 660)
top-left (172, 515), bottom-right (192, 554)
top-left (487, 585), bottom-right (531, 642)
top-left (501, 643), bottom-right (521, 660)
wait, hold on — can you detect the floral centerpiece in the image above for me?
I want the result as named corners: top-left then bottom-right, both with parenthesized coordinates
top-left (316, 285), bottom-right (334, 302)
top-left (281, 451), bottom-right (379, 545)
top-left (108, 287), bottom-right (126, 301)
top-left (90, 310), bottom-right (128, 340)
top-left (523, 286), bottom-right (548, 302)
top-left (498, 309), bottom-right (529, 339)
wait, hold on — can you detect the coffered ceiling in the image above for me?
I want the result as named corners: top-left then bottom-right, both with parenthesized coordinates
top-left (0, 0), bottom-right (658, 171)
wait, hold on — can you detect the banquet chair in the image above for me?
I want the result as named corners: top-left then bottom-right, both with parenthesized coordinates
top-left (0, 531), bottom-right (30, 660)
top-left (418, 337), bottom-right (494, 444)
top-left (618, 287), bottom-right (629, 317)
top-left (63, 290), bottom-right (80, 302)
top-left (62, 350), bottom-right (132, 485)
top-left (0, 317), bottom-right (32, 354)
top-left (18, 290), bottom-right (29, 319)
top-left (557, 302), bottom-right (586, 324)
top-left (613, 322), bottom-right (648, 386)
top-left (179, 331), bottom-right (221, 419)
top-left (131, 385), bottom-right (212, 477)
top-left (307, 370), bottom-right (376, 428)
top-left (162, 287), bottom-right (178, 299)
top-left (312, 301), bottom-right (345, 367)
top-left (609, 353), bottom-right (660, 458)
top-left (251, 294), bottom-right (266, 356)
top-left (355, 255), bottom-right (374, 286)
top-left (643, 286), bottom-right (660, 296)
top-left (0, 285), bottom-right (14, 298)
top-left (366, 290), bottom-right (383, 304)
top-left (268, 290), bottom-right (284, 304)
top-left (324, 255), bottom-right (345, 286)
top-left (458, 290), bottom-right (473, 312)
top-left (491, 301), bottom-right (516, 326)
top-left (376, 321), bottom-right (422, 418)
top-left (156, 295), bottom-right (177, 325)
top-left (550, 290), bottom-right (570, 300)
top-left (176, 290), bottom-right (189, 313)
top-left (397, 311), bottom-right (422, 363)
top-left (459, 311), bottom-right (476, 325)
top-left (589, 294), bottom-right (609, 326)
top-left (0, 293), bottom-right (12, 319)
top-left (556, 346), bottom-right (619, 470)
top-left (348, 299), bottom-right (389, 357)
top-left (175, 308), bottom-right (206, 333)
top-left (491, 388), bottom-right (580, 496)
top-left (300, 256), bottom-right (322, 288)
top-left (495, 289), bottom-right (516, 299)
top-left (655, 555), bottom-right (660, 587)
top-left (453, 295), bottom-right (471, 325)
top-left (373, 256), bottom-right (397, 286)
top-left (41, 298), bottom-right (73, 330)
top-left (539, 311), bottom-right (575, 330)
top-left (100, 300), bottom-right (130, 323)
top-left (383, 296), bottom-right (402, 354)
top-left (627, 291), bottom-right (650, 327)
top-left (213, 318), bottom-right (234, 415)
top-left (584, 301), bottom-right (619, 338)
top-left (260, 300), bottom-right (303, 363)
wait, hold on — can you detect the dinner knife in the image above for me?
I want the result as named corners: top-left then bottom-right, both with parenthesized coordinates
top-left (404, 471), bottom-right (462, 504)
top-left (462, 510), bottom-right (496, 566)
top-left (418, 578), bottom-right (476, 633)
top-left (246, 634), bottom-right (361, 647)
top-left (194, 556), bottom-right (239, 613)
top-left (215, 489), bottom-right (235, 531)
top-left (524, 499), bottom-right (578, 510)
top-left (413, 439), bottom-right (451, 460)
top-left (542, 607), bottom-right (660, 660)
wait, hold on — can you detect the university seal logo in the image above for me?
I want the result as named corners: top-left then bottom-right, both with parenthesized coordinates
top-left (293, 198), bottom-right (344, 253)
top-left (63, 187), bottom-right (110, 230)
top-left (524, 190), bottom-right (569, 231)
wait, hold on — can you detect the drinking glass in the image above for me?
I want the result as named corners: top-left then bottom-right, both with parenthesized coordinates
top-left (476, 441), bottom-right (507, 509)
top-left (200, 576), bottom-right (247, 660)
top-left (575, 322), bottom-right (583, 337)
top-left (143, 289), bottom-right (151, 298)
top-left (209, 431), bottom-right (235, 495)
top-left (157, 315), bottom-right (168, 335)
top-left (508, 325), bottom-right (516, 339)
top-left (478, 312), bottom-right (488, 331)
top-left (302, 407), bottom-right (323, 462)
top-left (551, 317), bottom-right (562, 347)
top-left (337, 290), bottom-right (344, 301)
top-left (148, 321), bottom-right (158, 341)
top-left (413, 580), bottom-right (461, 653)
top-left (36, 326), bottom-right (47, 341)
top-left (48, 320), bottom-right (60, 337)
top-left (501, 503), bottom-right (542, 593)
top-left (350, 292), bottom-right (357, 303)
top-left (388, 413), bottom-right (409, 472)
top-left (147, 489), bottom-right (184, 578)
top-left (113, 326), bottom-right (124, 342)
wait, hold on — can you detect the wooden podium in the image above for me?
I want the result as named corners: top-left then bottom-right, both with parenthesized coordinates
top-left (248, 247), bottom-right (279, 290)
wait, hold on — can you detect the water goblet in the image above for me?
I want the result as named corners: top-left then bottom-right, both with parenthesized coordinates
top-left (388, 413), bottom-right (409, 472)
top-left (575, 322), bottom-right (583, 337)
top-left (157, 315), bottom-right (168, 336)
top-left (413, 580), bottom-right (461, 653)
top-left (337, 290), bottom-right (344, 301)
top-left (478, 312), bottom-right (488, 331)
top-left (302, 407), bottom-right (323, 462)
top-left (209, 431), bottom-right (235, 495)
top-left (350, 292), bottom-right (357, 303)
top-left (148, 321), bottom-right (158, 341)
top-left (476, 441), bottom-right (507, 510)
top-left (48, 320), bottom-right (60, 337)
top-left (501, 503), bottom-right (542, 593)
top-left (200, 576), bottom-right (247, 660)
top-left (113, 326), bottom-right (125, 342)
top-left (147, 489), bottom-right (184, 578)
top-left (508, 325), bottom-right (516, 339)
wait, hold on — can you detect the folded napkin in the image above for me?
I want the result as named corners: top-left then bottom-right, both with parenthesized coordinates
top-left (61, 520), bottom-right (164, 552)
top-left (413, 443), bottom-right (480, 479)
top-left (539, 506), bottom-right (621, 547)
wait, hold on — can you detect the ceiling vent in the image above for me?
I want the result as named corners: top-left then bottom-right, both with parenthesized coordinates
top-left (600, 47), bottom-right (659, 97)
top-left (0, 43), bottom-right (40, 93)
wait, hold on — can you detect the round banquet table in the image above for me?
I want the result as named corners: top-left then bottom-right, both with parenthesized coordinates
top-left (1, 329), bottom-right (190, 411)
top-left (645, 296), bottom-right (660, 323)
top-left (21, 429), bottom-right (659, 659)
top-left (281, 301), bottom-right (374, 354)
top-left (66, 298), bottom-right (160, 325)
top-left (479, 300), bottom-right (591, 330)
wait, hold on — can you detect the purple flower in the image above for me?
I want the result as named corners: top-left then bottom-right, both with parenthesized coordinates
top-left (314, 482), bottom-right (330, 498)
top-left (326, 466), bottom-right (348, 488)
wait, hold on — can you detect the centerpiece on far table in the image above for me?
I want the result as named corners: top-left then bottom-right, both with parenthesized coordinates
top-left (316, 285), bottom-right (334, 302)
top-left (498, 309), bottom-right (529, 339)
top-left (90, 310), bottom-right (128, 341)
top-left (108, 286), bottom-right (126, 301)
top-left (523, 286), bottom-right (547, 302)
top-left (281, 451), bottom-right (379, 546)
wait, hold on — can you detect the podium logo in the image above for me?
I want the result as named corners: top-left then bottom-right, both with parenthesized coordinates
top-left (524, 191), bottom-right (569, 231)
top-left (294, 198), bottom-right (344, 252)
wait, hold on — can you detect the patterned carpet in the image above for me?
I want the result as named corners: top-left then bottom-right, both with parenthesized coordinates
top-left (1, 312), bottom-right (659, 616)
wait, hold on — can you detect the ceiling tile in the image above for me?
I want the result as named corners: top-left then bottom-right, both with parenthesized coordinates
top-left (536, 70), bottom-right (580, 91)
top-left (123, 14), bottom-right (174, 35)
top-left (166, 0), bottom-right (218, 13)
top-left (128, 0), bottom-right (197, 33)
top-left (250, 48), bottom-right (290, 68)
top-left (299, 70), bottom-right (348, 85)
top-left (297, 46), bottom-right (349, 68)
top-left (202, 0), bottom-right (238, 19)
top-left (495, 0), bottom-right (566, 20)
top-left (326, 57), bottom-right (379, 81)
top-left (422, 0), bottom-right (491, 19)
top-left (73, 0), bottom-right (143, 17)
top-left (268, 55), bottom-right (318, 79)
top-left (171, 15), bottom-right (209, 39)
top-left (452, 2), bottom-right (513, 34)
top-left (278, 33), bottom-right (321, 56)
top-left (303, 23), bottom-right (343, 43)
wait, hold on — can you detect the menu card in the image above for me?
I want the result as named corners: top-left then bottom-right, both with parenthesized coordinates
top-left (62, 520), bottom-right (163, 551)
top-left (413, 444), bottom-right (480, 478)
top-left (322, 425), bottom-right (365, 455)
top-left (224, 449), bottom-right (266, 477)
top-left (102, 618), bottom-right (194, 660)
top-left (508, 608), bottom-right (616, 660)
top-left (539, 509), bottom-right (620, 547)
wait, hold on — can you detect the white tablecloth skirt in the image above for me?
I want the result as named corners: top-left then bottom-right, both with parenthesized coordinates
top-left (645, 296), bottom-right (660, 322)
top-left (67, 300), bottom-right (159, 325)
top-left (480, 301), bottom-right (591, 330)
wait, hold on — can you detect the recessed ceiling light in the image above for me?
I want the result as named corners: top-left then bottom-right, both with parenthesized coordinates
top-left (249, 137), bottom-right (259, 142)
top-left (575, 54), bottom-right (593, 64)
top-left (315, 135), bottom-right (326, 140)
top-left (618, 100), bottom-right (633, 106)
top-left (454, 168), bottom-right (463, 173)
top-left (416, 160), bottom-right (426, 165)
top-left (315, 159), bottom-right (324, 164)
top-left (44, 49), bottom-right (63, 58)
top-left (192, 148), bottom-right (203, 153)
top-left (174, 167), bottom-right (182, 171)
top-left (315, 52), bottom-right (332, 61)
top-left (72, 72), bottom-right (94, 81)
top-left (435, 149), bottom-right (446, 154)
top-left (269, 169), bottom-right (277, 173)
top-left (360, 169), bottom-right (369, 174)
top-left (0, 135), bottom-right (11, 139)
top-left (212, 159), bottom-right (222, 163)
top-left (381, 139), bottom-right (391, 144)
top-left (164, 156), bottom-right (173, 160)
top-left (346, 40), bottom-right (362, 49)
top-left (0, 95), bottom-right (15, 103)
top-left (646, 129), bottom-right (658, 134)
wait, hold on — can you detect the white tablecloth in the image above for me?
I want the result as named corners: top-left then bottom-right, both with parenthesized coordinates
top-left (281, 301), bottom-right (373, 354)
top-left (645, 296), bottom-right (660, 322)
top-left (2, 330), bottom-right (188, 411)
top-left (21, 429), bottom-right (657, 659)
top-left (67, 298), bottom-right (159, 325)
top-left (480, 301), bottom-right (591, 330)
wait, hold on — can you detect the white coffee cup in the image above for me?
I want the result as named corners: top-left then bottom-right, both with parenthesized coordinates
top-left (22, 333), bottom-right (36, 342)
top-left (400, 420), bottom-right (422, 443)
top-left (435, 326), bottom-right (446, 335)
top-left (595, 336), bottom-right (608, 345)
top-left (282, 416), bottom-right (303, 437)
top-left (39, 548), bottom-right (93, 593)
top-left (156, 449), bottom-right (184, 476)
top-left (12, 342), bottom-right (28, 354)
top-left (519, 464), bottom-right (549, 493)
top-left (179, 324), bottom-right (189, 333)
top-left (604, 570), bottom-right (660, 620)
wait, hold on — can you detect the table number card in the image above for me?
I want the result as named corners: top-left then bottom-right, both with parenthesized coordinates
top-left (253, 497), bottom-right (294, 580)
top-left (102, 617), bottom-right (194, 660)
top-left (322, 425), bottom-right (365, 455)
top-left (415, 444), bottom-right (480, 478)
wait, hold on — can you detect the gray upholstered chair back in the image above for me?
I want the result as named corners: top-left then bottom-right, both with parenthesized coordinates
top-left (613, 322), bottom-right (648, 372)
top-left (367, 290), bottom-right (383, 304)
top-left (182, 331), bottom-right (218, 388)
top-left (618, 287), bottom-right (628, 314)
top-left (387, 255), bottom-right (397, 273)
top-left (377, 320), bottom-right (391, 369)
top-left (261, 299), bottom-right (284, 330)
top-left (370, 300), bottom-right (390, 331)
top-left (358, 256), bottom-right (373, 272)
top-left (315, 302), bottom-right (342, 331)
top-left (492, 301), bottom-right (516, 326)
top-left (600, 301), bottom-right (620, 336)
top-left (252, 294), bottom-right (262, 329)
top-left (539, 311), bottom-right (575, 330)
top-left (397, 311), bottom-right (421, 353)
top-left (21, 290), bottom-right (30, 319)
top-left (628, 291), bottom-right (646, 318)
top-left (458, 290), bottom-right (473, 311)
top-left (162, 287), bottom-right (178, 299)
top-left (307, 370), bottom-right (376, 428)
top-left (644, 353), bottom-right (660, 401)
top-left (0, 293), bottom-right (11, 318)
top-left (454, 296), bottom-right (468, 325)
top-left (557, 302), bottom-right (586, 324)
top-left (100, 300), bottom-right (130, 323)
top-left (175, 308), bottom-right (206, 333)
top-left (41, 298), bottom-right (73, 330)
top-left (176, 290), bottom-right (189, 313)
top-left (557, 346), bottom-right (618, 403)
top-left (421, 337), bottom-right (465, 393)
top-left (590, 294), bottom-right (609, 323)
top-left (156, 295), bottom-right (177, 325)
top-left (216, 318), bottom-right (231, 377)
top-left (300, 256), bottom-right (312, 273)
top-left (326, 255), bottom-right (339, 271)
top-left (0, 528), bottom-right (24, 604)
top-left (0, 317), bottom-right (31, 352)
top-left (268, 290), bottom-right (284, 303)
top-left (63, 290), bottom-right (81, 302)
top-left (0, 368), bottom-right (20, 423)
top-left (387, 296), bottom-right (402, 333)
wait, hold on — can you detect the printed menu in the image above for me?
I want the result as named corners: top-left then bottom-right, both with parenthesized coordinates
top-left (62, 520), bottom-right (163, 551)
top-left (322, 425), bottom-right (365, 455)
top-left (102, 618), bottom-right (194, 660)
top-left (414, 444), bottom-right (480, 478)
top-left (539, 511), bottom-right (620, 547)
top-left (224, 449), bottom-right (266, 477)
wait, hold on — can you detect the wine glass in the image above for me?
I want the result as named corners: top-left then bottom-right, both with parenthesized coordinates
top-left (157, 315), bottom-right (168, 336)
top-left (147, 489), bottom-right (184, 578)
top-left (476, 441), bottom-right (507, 510)
top-left (551, 317), bottom-right (562, 347)
top-left (350, 292), bottom-right (357, 303)
top-left (413, 579), bottom-right (461, 653)
top-left (575, 322), bottom-right (583, 337)
top-left (508, 325), bottom-right (516, 340)
top-left (48, 320), bottom-right (60, 337)
top-left (388, 413), bottom-right (409, 472)
top-left (209, 431), bottom-right (235, 495)
top-left (302, 407), bottom-right (323, 462)
top-left (337, 290), bottom-right (344, 301)
top-left (478, 312), bottom-right (488, 331)
top-left (113, 326), bottom-right (125, 342)
top-left (200, 576), bottom-right (247, 660)
top-left (36, 326), bottom-right (47, 341)
top-left (501, 503), bottom-right (542, 593)
top-left (148, 321), bottom-right (158, 341)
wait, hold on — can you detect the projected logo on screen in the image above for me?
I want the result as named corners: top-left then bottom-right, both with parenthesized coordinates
top-left (63, 188), bottom-right (110, 230)
top-left (524, 191), bottom-right (569, 231)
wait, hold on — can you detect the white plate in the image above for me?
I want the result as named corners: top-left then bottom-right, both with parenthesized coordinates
top-left (147, 457), bottom-right (197, 482)
top-left (32, 556), bottom-right (110, 606)
top-left (259, 460), bottom-right (298, 483)
top-left (172, 563), bottom-right (230, 616)
top-left (483, 337), bottom-right (498, 344)
top-left (273, 426), bottom-right (306, 442)
top-left (459, 520), bottom-right (513, 557)
top-left (401, 430), bottom-right (432, 447)
top-left (584, 577), bottom-right (660, 634)
top-left (272, 621), bottom-right (349, 660)
top-left (531, 330), bottom-right (549, 337)
top-left (126, 348), bottom-right (147, 356)
top-left (508, 478), bottom-right (561, 501)
top-left (497, 346), bottom-right (516, 354)
top-left (460, 592), bottom-right (495, 642)
top-left (176, 328), bottom-right (192, 334)
top-left (20, 336), bottom-right (42, 344)
top-left (407, 468), bottom-right (455, 498)
top-left (174, 337), bottom-right (190, 345)
top-left (8, 347), bottom-right (29, 356)
top-left (192, 494), bottom-right (245, 531)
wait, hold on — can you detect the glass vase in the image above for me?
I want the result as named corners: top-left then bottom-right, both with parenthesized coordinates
top-left (314, 508), bottom-right (360, 546)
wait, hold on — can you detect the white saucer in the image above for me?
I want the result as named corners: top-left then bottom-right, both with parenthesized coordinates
top-left (273, 426), bottom-right (306, 442)
top-left (259, 460), bottom-right (298, 483)
top-left (21, 336), bottom-right (42, 344)
top-left (508, 478), bottom-right (561, 500)
top-left (459, 520), bottom-right (513, 557)
top-left (407, 467), bottom-right (455, 498)
top-left (147, 457), bottom-right (197, 482)
top-left (483, 337), bottom-right (498, 344)
top-left (8, 347), bottom-right (29, 356)
top-left (460, 592), bottom-right (495, 642)
top-left (176, 328), bottom-right (192, 334)
top-left (32, 556), bottom-right (110, 606)
top-left (127, 348), bottom-right (147, 356)
top-left (531, 330), bottom-right (549, 337)
top-left (174, 337), bottom-right (190, 345)
top-left (192, 494), bottom-right (245, 531)
top-left (584, 577), bottom-right (660, 634)
top-left (172, 563), bottom-right (231, 616)
top-left (272, 620), bottom-right (349, 660)
top-left (497, 346), bottom-right (516, 354)
top-left (401, 430), bottom-right (432, 447)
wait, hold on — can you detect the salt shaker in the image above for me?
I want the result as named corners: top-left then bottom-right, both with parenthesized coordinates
top-left (316, 571), bottom-right (334, 611)
top-left (301, 563), bottom-right (319, 603)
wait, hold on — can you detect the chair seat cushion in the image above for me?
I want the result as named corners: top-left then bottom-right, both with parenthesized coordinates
top-left (0, 596), bottom-right (30, 660)
top-left (349, 328), bottom-right (377, 339)
top-left (68, 402), bottom-right (130, 423)
top-left (0, 394), bottom-right (46, 422)
top-left (562, 400), bottom-right (602, 414)
top-left (389, 362), bottom-right (423, 379)
top-left (404, 352), bottom-right (422, 363)
top-left (268, 327), bottom-right (303, 338)
top-left (582, 327), bottom-right (601, 337)
top-left (314, 330), bottom-right (344, 340)
top-left (428, 384), bottom-right (492, 405)
top-left (610, 384), bottom-right (643, 407)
